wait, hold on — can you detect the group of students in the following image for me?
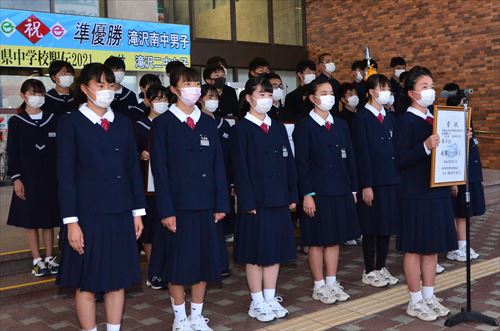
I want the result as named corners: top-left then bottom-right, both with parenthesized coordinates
top-left (5, 53), bottom-right (486, 331)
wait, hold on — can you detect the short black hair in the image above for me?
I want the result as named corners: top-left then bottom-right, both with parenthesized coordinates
top-left (139, 74), bottom-right (161, 88)
top-left (169, 66), bottom-right (200, 88)
top-left (404, 66), bottom-right (433, 96)
top-left (351, 60), bottom-right (365, 71)
top-left (165, 60), bottom-right (186, 75)
top-left (249, 57), bottom-right (270, 72)
top-left (203, 65), bottom-right (225, 81)
top-left (390, 56), bottom-right (407, 68)
top-left (366, 74), bottom-right (391, 100)
top-left (206, 56), bottom-right (228, 68)
top-left (338, 82), bottom-right (356, 100)
top-left (304, 76), bottom-right (333, 110)
top-left (296, 59), bottom-right (316, 73)
top-left (443, 82), bottom-right (460, 92)
top-left (48, 60), bottom-right (74, 83)
top-left (76, 63), bottom-right (115, 105)
top-left (262, 72), bottom-right (282, 81)
top-left (318, 53), bottom-right (332, 63)
top-left (104, 56), bottom-right (125, 70)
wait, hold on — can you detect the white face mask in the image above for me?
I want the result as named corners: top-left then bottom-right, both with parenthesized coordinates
top-left (303, 73), bottom-right (316, 85)
top-left (251, 97), bottom-right (273, 114)
top-left (355, 71), bottom-right (364, 82)
top-left (394, 69), bottom-right (405, 79)
top-left (325, 62), bottom-right (336, 74)
top-left (415, 88), bottom-right (435, 107)
top-left (58, 75), bottom-right (74, 88)
top-left (88, 88), bottom-right (115, 109)
top-left (179, 87), bottom-right (201, 107)
top-left (152, 101), bottom-right (169, 114)
top-left (113, 71), bottom-right (125, 84)
top-left (315, 95), bottom-right (335, 112)
top-left (272, 88), bottom-right (284, 101)
top-left (27, 95), bottom-right (45, 108)
top-left (375, 90), bottom-right (392, 105)
top-left (348, 95), bottom-right (359, 108)
top-left (204, 99), bottom-right (219, 113)
top-left (388, 94), bottom-right (395, 106)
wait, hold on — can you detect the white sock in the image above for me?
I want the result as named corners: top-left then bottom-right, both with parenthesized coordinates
top-left (251, 291), bottom-right (264, 304)
top-left (33, 257), bottom-right (42, 266)
top-left (263, 288), bottom-right (276, 302)
top-left (409, 290), bottom-right (423, 304)
top-left (458, 240), bottom-right (466, 249)
top-left (325, 276), bottom-right (337, 287)
top-left (83, 327), bottom-right (97, 331)
top-left (172, 302), bottom-right (187, 321)
top-left (314, 279), bottom-right (325, 289)
top-left (106, 323), bottom-right (120, 331)
top-left (191, 302), bottom-right (203, 319)
top-left (422, 286), bottom-right (434, 300)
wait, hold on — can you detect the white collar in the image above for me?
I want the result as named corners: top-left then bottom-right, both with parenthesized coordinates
top-left (29, 112), bottom-right (43, 120)
top-left (116, 87), bottom-right (123, 95)
top-left (244, 112), bottom-right (272, 127)
top-left (407, 106), bottom-right (433, 120)
top-left (365, 103), bottom-right (386, 118)
top-left (79, 103), bottom-right (115, 124)
top-left (309, 110), bottom-right (334, 126)
top-left (169, 104), bottom-right (201, 124)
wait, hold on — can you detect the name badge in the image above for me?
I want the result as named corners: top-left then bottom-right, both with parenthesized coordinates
top-left (341, 148), bottom-right (347, 159)
top-left (282, 146), bottom-right (288, 158)
top-left (48, 132), bottom-right (56, 137)
top-left (223, 133), bottom-right (229, 139)
top-left (200, 135), bottom-right (210, 147)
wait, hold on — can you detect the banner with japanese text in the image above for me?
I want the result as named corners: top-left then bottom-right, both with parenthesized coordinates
top-left (0, 9), bottom-right (191, 72)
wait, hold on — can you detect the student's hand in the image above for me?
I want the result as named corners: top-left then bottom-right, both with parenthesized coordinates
top-left (362, 187), bottom-right (374, 206)
top-left (134, 216), bottom-right (144, 239)
top-left (140, 150), bottom-right (150, 161)
top-left (289, 203), bottom-right (297, 210)
top-left (467, 128), bottom-right (473, 141)
top-left (303, 196), bottom-right (316, 218)
top-left (214, 212), bottom-right (226, 223)
top-left (317, 63), bottom-right (326, 75)
top-left (161, 216), bottom-right (177, 233)
top-left (451, 185), bottom-right (458, 197)
top-left (424, 134), bottom-right (440, 150)
top-left (13, 179), bottom-right (26, 200)
top-left (67, 223), bottom-right (84, 255)
top-left (246, 210), bottom-right (257, 215)
top-left (353, 192), bottom-right (358, 204)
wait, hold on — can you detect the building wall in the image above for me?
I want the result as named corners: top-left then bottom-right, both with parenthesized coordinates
top-left (107, 0), bottom-right (158, 22)
top-left (306, 0), bottom-right (500, 168)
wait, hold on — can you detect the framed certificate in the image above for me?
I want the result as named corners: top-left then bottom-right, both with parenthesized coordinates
top-left (430, 105), bottom-right (471, 187)
top-left (145, 160), bottom-right (155, 195)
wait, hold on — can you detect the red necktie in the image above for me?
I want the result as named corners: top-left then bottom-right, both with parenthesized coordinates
top-left (186, 117), bottom-right (196, 130)
top-left (260, 123), bottom-right (269, 134)
top-left (425, 116), bottom-right (434, 126)
top-left (377, 113), bottom-right (384, 124)
top-left (325, 121), bottom-right (332, 130)
top-left (100, 118), bottom-right (110, 132)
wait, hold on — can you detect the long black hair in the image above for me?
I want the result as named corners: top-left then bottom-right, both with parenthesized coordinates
top-left (19, 79), bottom-right (46, 111)
top-left (139, 73), bottom-right (161, 98)
top-left (75, 63), bottom-right (115, 106)
top-left (144, 84), bottom-right (168, 115)
top-left (238, 75), bottom-right (273, 119)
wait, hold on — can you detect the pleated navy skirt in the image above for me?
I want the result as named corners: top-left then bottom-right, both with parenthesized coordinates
top-left (396, 198), bottom-right (458, 254)
top-left (217, 220), bottom-right (230, 271)
top-left (141, 196), bottom-right (157, 244)
top-left (57, 212), bottom-right (141, 293)
top-left (165, 210), bottom-right (223, 286)
top-left (357, 185), bottom-right (399, 236)
top-left (453, 182), bottom-right (486, 218)
top-left (148, 219), bottom-right (170, 286)
top-left (235, 206), bottom-right (296, 266)
top-left (300, 194), bottom-right (360, 247)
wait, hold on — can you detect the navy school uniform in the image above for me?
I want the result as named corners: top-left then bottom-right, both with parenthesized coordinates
top-left (352, 80), bottom-right (367, 111)
top-left (231, 113), bottom-right (298, 266)
top-left (138, 101), bottom-right (149, 116)
top-left (268, 102), bottom-right (286, 122)
top-left (318, 73), bottom-right (341, 114)
top-left (394, 107), bottom-right (457, 254)
top-left (42, 89), bottom-right (75, 118)
top-left (56, 105), bottom-right (146, 292)
top-left (293, 111), bottom-right (360, 247)
top-left (334, 107), bottom-right (356, 128)
top-left (204, 84), bottom-right (238, 117)
top-left (151, 105), bottom-right (229, 285)
top-left (111, 86), bottom-right (144, 122)
top-left (351, 104), bottom-right (400, 236)
top-left (6, 111), bottom-right (59, 229)
top-left (284, 85), bottom-right (309, 123)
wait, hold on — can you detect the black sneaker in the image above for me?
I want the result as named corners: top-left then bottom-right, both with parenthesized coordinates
top-left (221, 268), bottom-right (232, 278)
top-left (32, 260), bottom-right (49, 277)
top-left (45, 256), bottom-right (59, 275)
top-left (146, 277), bottom-right (165, 290)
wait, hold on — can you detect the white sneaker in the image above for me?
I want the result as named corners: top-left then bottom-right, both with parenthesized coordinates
top-left (379, 268), bottom-right (399, 286)
top-left (312, 285), bottom-right (337, 304)
top-left (190, 315), bottom-right (213, 331)
top-left (447, 249), bottom-right (466, 262)
top-left (266, 296), bottom-right (289, 318)
top-left (406, 300), bottom-right (438, 321)
top-left (344, 240), bottom-right (358, 246)
top-left (425, 295), bottom-right (450, 317)
top-left (248, 301), bottom-right (276, 322)
top-left (362, 270), bottom-right (388, 288)
top-left (173, 317), bottom-right (194, 331)
top-left (436, 263), bottom-right (445, 274)
top-left (469, 247), bottom-right (479, 260)
top-left (225, 234), bottom-right (234, 243)
top-left (328, 282), bottom-right (350, 302)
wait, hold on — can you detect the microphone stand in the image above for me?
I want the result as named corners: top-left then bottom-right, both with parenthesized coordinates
top-left (445, 97), bottom-right (499, 327)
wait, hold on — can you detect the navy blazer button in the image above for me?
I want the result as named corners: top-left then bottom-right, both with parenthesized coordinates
top-left (392, 157), bottom-right (395, 160)
top-left (201, 173), bottom-right (207, 178)
top-left (116, 175), bottom-right (122, 179)
top-left (380, 137), bottom-right (384, 140)
top-left (114, 148), bottom-right (119, 152)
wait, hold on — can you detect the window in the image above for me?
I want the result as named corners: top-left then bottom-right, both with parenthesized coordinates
top-left (54, 0), bottom-right (101, 17)
top-left (194, 0), bottom-right (231, 40)
top-left (273, 0), bottom-right (303, 46)
top-left (235, 0), bottom-right (269, 43)
top-left (159, 0), bottom-right (189, 25)
top-left (1, 0), bottom-right (50, 12)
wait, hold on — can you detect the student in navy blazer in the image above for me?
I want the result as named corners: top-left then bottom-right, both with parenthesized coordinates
top-left (57, 63), bottom-right (145, 331)
top-left (42, 60), bottom-right (75, 118)
top-left (293, 76), bottom-right (359, 306)
top-left (137, 74), bottom-right (162, 116)
top-left (231, 76), bottom-right (297, 322)
top-left (351, 74), bottom-right (400, 289)
top-left (150, 67), bottom-right (229, 331)
top-left (394, 66), bottom-right (462, 322)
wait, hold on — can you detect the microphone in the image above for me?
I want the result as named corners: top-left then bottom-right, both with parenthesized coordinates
top-left (440, 88), bottom-right (473, 98)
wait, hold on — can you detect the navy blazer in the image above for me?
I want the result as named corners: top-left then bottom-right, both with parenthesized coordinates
top-left (351, 107), bottom-right (400, 189)
top-left (134, 117), bottom-right (152, 184)
top-left (293, 115), bottom-right (357, 197)
top-left (215, 116), bottom-right (232, 185)
top-left (468, 122), bottom-right (483, 183)
top-left (231, 118), bottom-right (298, 212)
top-left (352, 80), bottom-right (367, 111)
top-left (57, 110), bottom-right (146, 217)
top-left (284, 85), bottom-right (308, 123)
top-left (111, 87), bottom-right (144, 122)
top-left (395, 111), bottom-right (451, 199)
top-left (42, 89), bottom-right (75, 118)
top-left (151, 111), bottom-right (229, 219)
